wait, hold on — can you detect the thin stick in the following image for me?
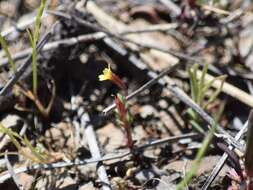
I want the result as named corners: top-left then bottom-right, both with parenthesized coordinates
top-left (70, 91), bottom-right (111, 189)
top-left (0, 25), bottom-right (178, 68)
top-left (159, 0), bottom-right (181, 16)
top-left (201, 4), bottom-right (230, 15)
top-left (1, 13), bottom-right (48, 38)
top-left (201, 119), bottom-right (248, 190)
top-left (5, 151), bottom-right (24, 190)
top-left (0, 133), bottom-right (198, 183)
top-left (0, 32), bottom-right (106, 68)
top-left (120, 23), bottom-right (178, 35)
top-left (117, 36), bottom-right (203, 63)
top-left (138, 133), bottom-right (199, 150)
top-left (196, 70), bottom-right (253, 109)
top-left (79, 108), bottom-right (111, 190)
top-left (0, 151), bottom-right (131, 183)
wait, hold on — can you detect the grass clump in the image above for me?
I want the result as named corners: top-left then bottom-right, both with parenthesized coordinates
top-left (0, 123), bottom-right (48, 163)
top-left (187, 63), bottom-right (226, 133)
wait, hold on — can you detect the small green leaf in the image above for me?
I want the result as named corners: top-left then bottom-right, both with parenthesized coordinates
top-left (190, 120), bottom-right (205, 134)
top-left (0, 124), bottom-right (21, 150)
top-left (188, 65), bottom-right (198, 103)
top-left (0, 34), bottom-right (16, 72)
top-left (204, 75), bottom-right (226, 109)
top-left (23, 135), bottom-right (47, 162)
top-left (0, 122), bottom-right (48, 163)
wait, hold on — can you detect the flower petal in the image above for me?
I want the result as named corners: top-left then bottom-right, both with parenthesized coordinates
top-left (99, 74), bottom-right (107, 81)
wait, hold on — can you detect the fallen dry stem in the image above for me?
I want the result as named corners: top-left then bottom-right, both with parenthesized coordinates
top-left (0, 133), bottom-right (198, 183)
top-left (201, 118), bottom-right (248, 190)
top-left (17, 81), bottom-right (56, 118)
top-left (196, 70), bottom-right (253, 108)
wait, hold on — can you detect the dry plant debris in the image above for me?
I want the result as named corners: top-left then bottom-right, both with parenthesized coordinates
top-left (0, 0), bottom-right (253, 189)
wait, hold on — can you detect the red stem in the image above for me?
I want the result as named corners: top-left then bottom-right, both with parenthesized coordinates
top-left (112, 74), bottom-right (127, 90)
top-left (124, 124), bottom-right (133, 149)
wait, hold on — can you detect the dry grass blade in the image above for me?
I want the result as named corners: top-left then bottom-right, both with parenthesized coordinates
top-left (0, 133), bottom-right (198, 183)
top-left (0, 123), bottom-right (48, 163)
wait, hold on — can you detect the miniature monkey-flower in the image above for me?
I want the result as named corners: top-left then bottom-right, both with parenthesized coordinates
top-left (99, 66), bottom-right (113, 81)
top-left (99, 64), bottom-right (127, 90)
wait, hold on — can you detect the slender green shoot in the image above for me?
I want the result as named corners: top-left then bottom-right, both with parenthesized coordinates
top-left (188, 64), bottom-right (226, 109)
top-left (0, 34), bottom-right (16, 72)
top-left (23, 135), bottom-right (47, 161)
top-left (176, 123), bottom-right (217, 190)
top-left (0, 123), bottom-right (48, 163)
top-left (187, 64), bottom-right (226, 133)
top-left (29, 0), bottom-right (46, 95)
top-left (0, 123), bottom-right (22, 149)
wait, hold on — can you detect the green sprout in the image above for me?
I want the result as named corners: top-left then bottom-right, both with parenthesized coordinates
top-left (187, 63), bottom-right (226, 133)
top-left (27, 0), bottom-right (46, 95)
top-left (0, 123), bottom-right (48, 163)
top-left (0, 34), bottom-right (16, 72)
top-left (176, 122), bottom-right (217, 190)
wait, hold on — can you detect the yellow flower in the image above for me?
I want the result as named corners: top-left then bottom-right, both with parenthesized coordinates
top-left (99, 65), bottom-right (113, 81)
top-left (99, 64), bottom-right (127, 90)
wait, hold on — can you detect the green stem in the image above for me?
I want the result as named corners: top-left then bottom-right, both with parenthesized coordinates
top-left (31, 0), bottom-right (46, 95)
top-left (176, 124), bottom-right (216, 190)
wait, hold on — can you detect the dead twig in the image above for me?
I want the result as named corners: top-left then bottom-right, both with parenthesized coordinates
top-left (0, 32), bottom-right (106, 68)
top-left (0, 133), bottom-right (198, 183)
top-left (201, 119), bottom-right (248, 190)
top-left (71, 95), bottom-right (111, 190)
top-left (78, 108), bottom-right (112, 190)
top-left (4, 151), bottom-right (24, 190)
top-left (196, 70), bottom-right (253, 109)
top-left (120, 23), bottom-right (178, 35)
top-left (0, 12), bottom-right (47, 38)
top-left (159, 0), bottom-right (181, 16)
top-left (165, 82), bottom-right (244, 151)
